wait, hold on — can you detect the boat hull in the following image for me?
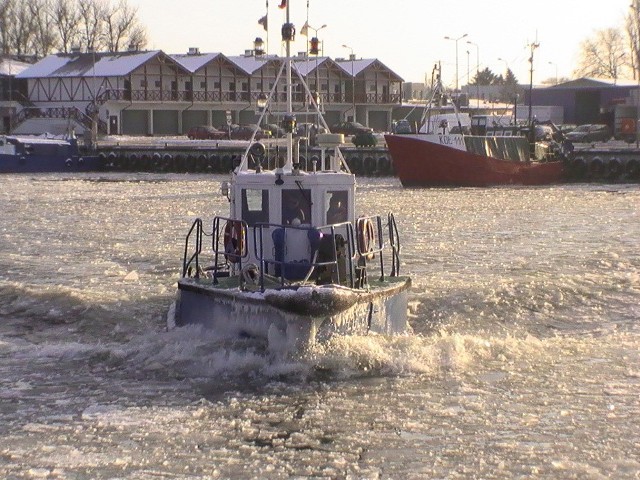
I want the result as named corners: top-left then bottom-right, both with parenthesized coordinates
top-left (174, 277), bottom-right (411, 354)
top-left (385, 134), bottom-right (565, 187)
top-left (0, 153), bottom-right (102, 173)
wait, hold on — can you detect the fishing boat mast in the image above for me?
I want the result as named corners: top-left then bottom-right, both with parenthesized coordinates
top-left (284, 2), bottom-right (294, 168)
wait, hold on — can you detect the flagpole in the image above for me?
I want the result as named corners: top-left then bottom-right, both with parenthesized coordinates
top-left (266, 0), bottom-right (269, 55)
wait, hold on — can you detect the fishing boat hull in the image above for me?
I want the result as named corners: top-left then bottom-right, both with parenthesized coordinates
top-left (0, 152), bottom-right (102, 173)
top-left (385, 133), bottom-right (566, 187)
top-left (0, 136), bottom-right (102, 173)
top-left (174, 277), bottom-right (411, 353)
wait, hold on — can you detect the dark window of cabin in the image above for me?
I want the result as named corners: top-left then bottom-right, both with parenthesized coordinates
top-left (326, 190), bottom-right (348, 224)
top-left (282, 189), bottom-right (311, 225)
top-left (241, 189), bottom-right (269, 226)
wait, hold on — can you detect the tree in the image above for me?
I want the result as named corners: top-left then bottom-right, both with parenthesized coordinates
top-left (102, 0), bottom-right (142, 52)
top-left (574, 27), bottom-right (629, 81)
top-left (78, 0), bottom-right (106, 51)
top-left (470, 67), bottom-right (498, 86)
top-left (52, 0), bottom-right (79, 53)
top-left (2, 0), bottom-right (147, 56)
top-left (626, 1), bottom-right (640, 79)
top-left (30, 0), bottom-right (58, 56)
top-left (7, 1), bottom-right (37, 55)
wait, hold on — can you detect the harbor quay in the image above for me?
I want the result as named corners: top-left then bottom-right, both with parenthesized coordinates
top-left (94, 136), bottom-right (640, 182)
top-left (95, 137), bottom-right (395, 176)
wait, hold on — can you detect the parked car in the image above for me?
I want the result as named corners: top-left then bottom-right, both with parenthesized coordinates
top-left (565, 124), bottom-right (612, 143)
top-left (186, 125), bottom-right (227, 140)
top-left (330, 121), bottom-right (373, 136)
top-left (230, 124), bottom-right (269, 140)
top-left (392, 119), bottom-right (413, 134)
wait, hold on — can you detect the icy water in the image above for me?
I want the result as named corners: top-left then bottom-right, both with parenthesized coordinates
top-left (0, 173), bottom-right (639, 479)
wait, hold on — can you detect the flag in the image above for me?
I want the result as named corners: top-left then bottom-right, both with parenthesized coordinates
top-left (258, 15), bottom-right (268, 31)
top-left (278, 0), bottom-right (287, 9)
top-left (300, 21), bottom-right (309, 37)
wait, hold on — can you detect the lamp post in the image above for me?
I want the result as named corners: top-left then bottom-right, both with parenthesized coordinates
top-left (466, 50), bottom-right (470, 100)
top-left (466, 40), bottom-right (480, 108)
top-left (497, 57), bottom-right (509, 77)
top-left (444, 33), bottom-right (467, 92)
top-left (342, 44), bottom-right (355, 121)
top-left (548, 61), bottom-right (558, 85)
top-left (309, 24), bottom-right (327, 127)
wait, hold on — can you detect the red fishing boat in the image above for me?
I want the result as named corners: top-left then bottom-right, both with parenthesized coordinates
top-left (386, 61), bottom-right (571, 187)
top-left (385, 132), bottom-right (567, 187)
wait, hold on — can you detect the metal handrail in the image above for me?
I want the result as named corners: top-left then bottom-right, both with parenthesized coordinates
top-left (387, 212), bottom-right (401, 276)
top-left (182, 218), bottom-right (203, 277)
top-left (252, 221), bottom-right (357, 292)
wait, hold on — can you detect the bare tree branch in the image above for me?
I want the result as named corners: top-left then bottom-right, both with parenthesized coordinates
top-left (52, 0), bottom-right (79, 53)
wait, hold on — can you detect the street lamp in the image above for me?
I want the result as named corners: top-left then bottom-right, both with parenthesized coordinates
top-left (548, 61), bottom-right (558, 85)
top-left (497, 57), bottom-right (509, 77)
top-left (466, 40), bottom-right (480, 108)
top-left (342, 44), bottom-right (355, 121)
top-left (444, 33), bottom-right (467, 91)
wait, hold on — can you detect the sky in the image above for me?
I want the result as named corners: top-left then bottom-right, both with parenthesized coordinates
top-left (128, 0), bottom-right (632, 87)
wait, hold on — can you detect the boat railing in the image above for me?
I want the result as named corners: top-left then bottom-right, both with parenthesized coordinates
top-left (182, 216), bottom-right (250, 282)
top-left (252, 222), bottom-right (358, 291)
top-left (387, 213), bottom-right (401, 277)
top-left (182, 218), bottom-right (203, 278)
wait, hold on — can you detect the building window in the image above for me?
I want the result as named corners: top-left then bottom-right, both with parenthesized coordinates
top-left (155, 80), bottom-right (161, 88)
top-left (214, 81), bottom-right (221, 89)
top-left (140, 80), bottom-right (147, 87)
top-left (200, 81), bottom-right (206, 88)
top-left (229, 82), bottom-right (236, 91)
top-left (241, 82), bottom-right (248, 92)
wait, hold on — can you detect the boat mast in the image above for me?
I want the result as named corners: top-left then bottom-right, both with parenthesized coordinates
top-left (527, 39), bottom-right (539, 126)
top-left (284, 2), bottom-right (294, 169)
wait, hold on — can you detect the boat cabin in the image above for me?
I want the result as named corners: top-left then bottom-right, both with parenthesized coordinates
top-left (224, 134), bottom-right (358, 282)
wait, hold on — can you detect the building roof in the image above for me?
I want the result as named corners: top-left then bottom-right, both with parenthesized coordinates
top-left (16, 50), bottom-right (186, 79)
top-left (293, 57), bottom-right (336, 76)
top-left (0, 57), bottom-right (31, 76)
top-left (170, 52), bottom-right (224, 72)
top-left (550, 77), bottom-right (637, 89)
top-left (334, 58), bottom-right (403, 81)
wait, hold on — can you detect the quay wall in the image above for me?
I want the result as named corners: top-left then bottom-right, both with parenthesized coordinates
top-left (95, 139), bottom-right (640, 182)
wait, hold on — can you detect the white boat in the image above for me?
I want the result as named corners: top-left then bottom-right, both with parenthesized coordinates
top-left (171, 3), bottom-right (411, 354)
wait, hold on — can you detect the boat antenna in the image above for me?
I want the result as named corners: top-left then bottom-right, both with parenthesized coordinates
top-left (527, 38), bottom-right (540, 126)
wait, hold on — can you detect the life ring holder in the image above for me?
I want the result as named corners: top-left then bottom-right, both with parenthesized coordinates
top-left (223, 219), bottom-right (246, 263)
top-left (357, 217), bottom-right (376, 260)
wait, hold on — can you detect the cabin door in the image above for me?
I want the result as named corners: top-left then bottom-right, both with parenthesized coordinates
top-left (109, 116), bottom-right (118, 135)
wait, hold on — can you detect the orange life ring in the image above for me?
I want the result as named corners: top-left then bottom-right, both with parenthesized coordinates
top-left (357, 218), bottom-right (376, 260)
top-left (223, 220), bottom-right (245, 263)
top-left (621, 118), bottom-right (635, 134)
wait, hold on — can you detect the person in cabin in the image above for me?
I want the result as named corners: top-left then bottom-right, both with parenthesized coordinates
top-left (326, 192), bottom-right (348, 224)
top-left (282, 192), bottom-right (307, 225)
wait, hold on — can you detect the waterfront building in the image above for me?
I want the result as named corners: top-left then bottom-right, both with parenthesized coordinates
top-left (13, 48), bottom-right (403, 136)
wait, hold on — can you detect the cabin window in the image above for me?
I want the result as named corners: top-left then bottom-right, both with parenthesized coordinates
top-left (241, 189), bottom-right (269, 226)
top-left (282, 189), bottom-right (311, 225)
top-left (200, 81), bottom-right (206, 88)
top-left (155, 80), bottom-right (161, 87)
top-left (326, 191), bottom-right (348, 224)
